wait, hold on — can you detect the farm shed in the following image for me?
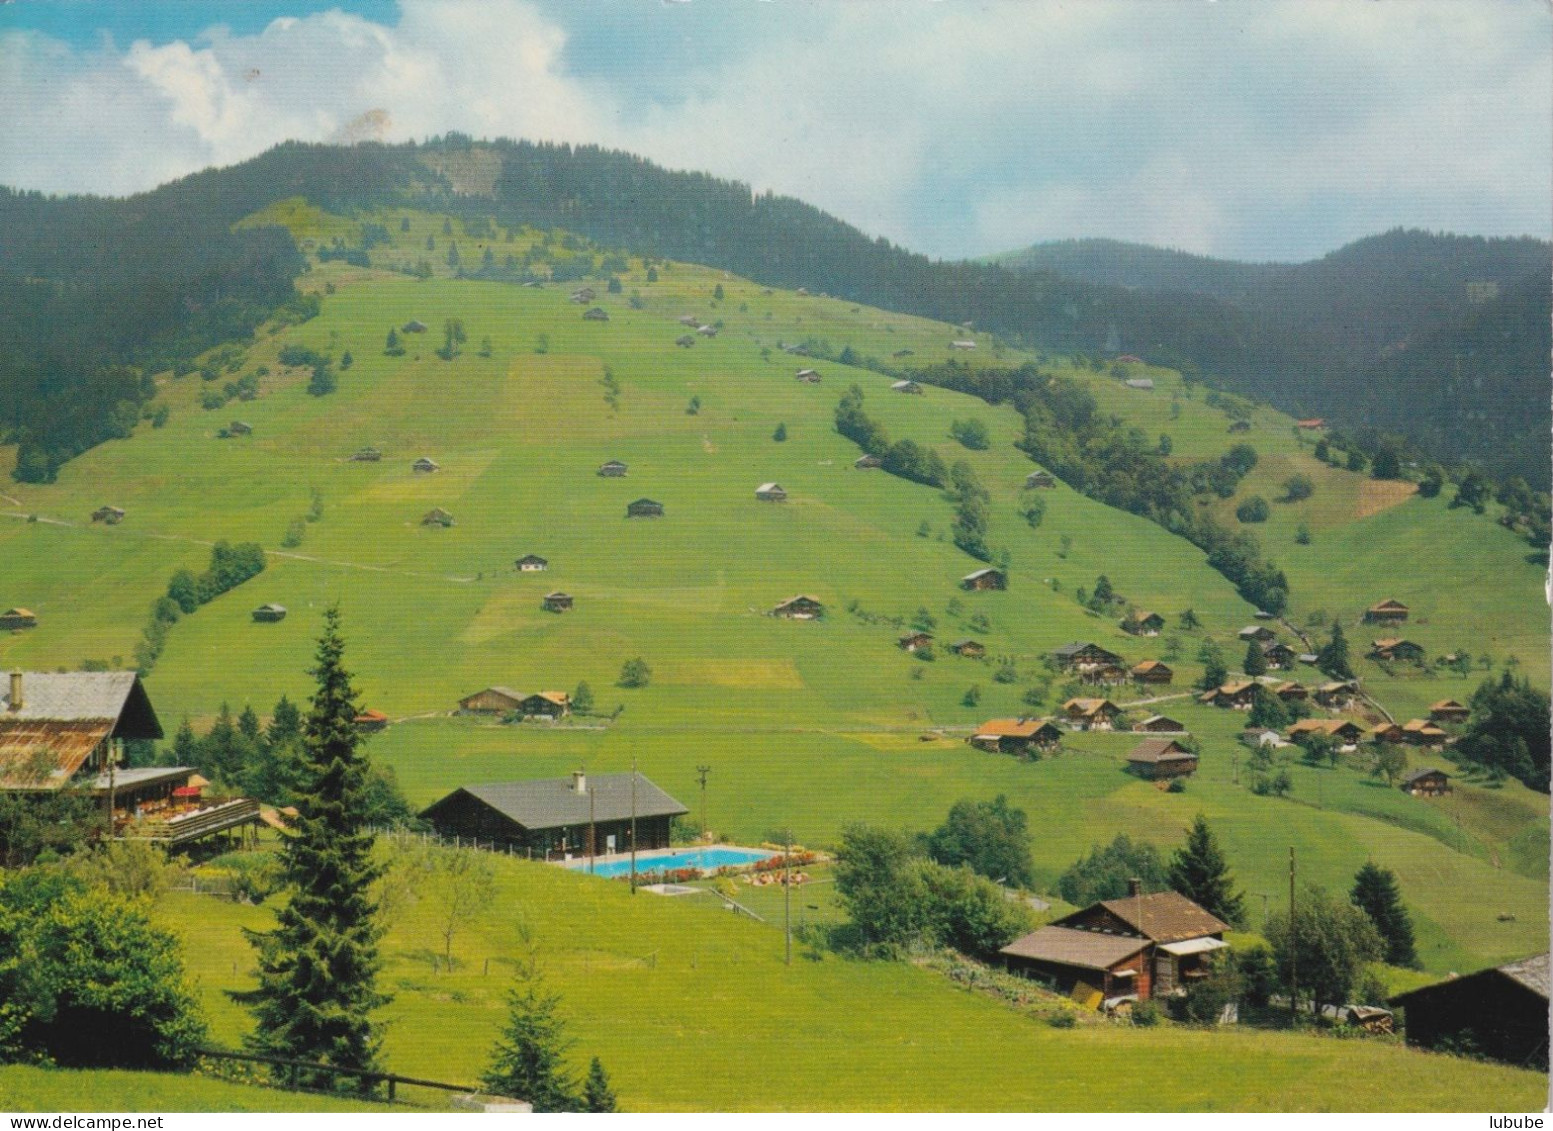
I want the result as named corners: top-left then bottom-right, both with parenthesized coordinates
top-left (898, 632), bottom-right (934, 653)
top-left (1363, 599), bottom-right (1410, 624)
top-left (1238, 625), bottom-right (1276, 643)
top-left (1124, 378), bottom-right (1154, 390)
top-left (581, 307), bottom-right (609, 321)
top-left (598, 460), bottom-right (628, 477)
top-left (421, 771), bottom-right (688, 860)
top-left (854, 454), bottom-right (882, 470)
top-left (1126, 738), bottom-right (1197, 780)
top-left (402, 320), bottom-right (428, 333)
top-left (755, 482), bottom-right (788, 502)
top-left (961, 568), bottom-right (1006, 591)
top-left (459, 687), bottom-right (525, 714)
top-left (570, 288), bottom-right (596, 304)
top-left (0, 609), bottom-right (37, 631)
top-left (251, 604), bottom-right (287, 623)
top-left (227, 420), bottom-right (253, 436)
top-left (626, 498), bottom-right (664, 518)
top-left (1002, 885), bottom-right (1230, 1008)
top-left (949, 340), bottom-right (977, 350)
top-left (890, 380), bottom-right (924, 394)
top-left (516, 555), bottom-right (549, 572)
top-left (772, 596), bottom-right (824, 620)
top-left (795, 368), bottom-right (821, 383)
top-left (1390, 954), bottom-right (1548, 1069)
top-left (950, 639), bottom-right (986, 658)
top-left (542, 592), bottom-right (574, 613)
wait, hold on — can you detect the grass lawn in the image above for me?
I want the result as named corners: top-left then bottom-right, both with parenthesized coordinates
top-left (0, 1065), bottom-right (397, 1113)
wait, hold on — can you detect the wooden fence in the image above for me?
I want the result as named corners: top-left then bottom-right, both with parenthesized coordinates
top-left (196, 1046), bottom-right (483, 1104)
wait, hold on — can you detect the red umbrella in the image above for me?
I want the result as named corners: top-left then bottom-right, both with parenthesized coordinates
top-left (172, 785), bottom-right (202, 797)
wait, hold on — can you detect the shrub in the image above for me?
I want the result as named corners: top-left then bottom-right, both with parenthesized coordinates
top-left (1236, 495), bottom-right (1270, 523)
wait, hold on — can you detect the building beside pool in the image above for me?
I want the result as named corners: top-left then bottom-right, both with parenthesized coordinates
top-left (421, 771), bottom-right (688, 860)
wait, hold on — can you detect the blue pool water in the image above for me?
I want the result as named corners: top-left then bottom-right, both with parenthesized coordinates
top-left (568, 846), bottom-right (776, 878)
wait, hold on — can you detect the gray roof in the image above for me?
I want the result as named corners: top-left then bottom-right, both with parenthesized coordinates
top-left (435, 773), bottom-right (688, 831)
top-left (1500, 953), bottom-right (1550, 997)
top-left (0, 671), bottom-right (154, 726)
top-left (1127, 738), bottom-right (1195, 764)
top-left (85, 765), bottom-right (193, 791)
top-left (1400, 767), bottom-right (1448, 784)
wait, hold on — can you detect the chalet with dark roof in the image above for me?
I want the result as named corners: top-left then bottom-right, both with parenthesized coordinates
top-left (1390, 954), bottom-right (1548, 1068)
top-left (1363, 599), bottom-right (1409, 625)
top-left (772, 595), bottom-right (824, 620)
top-left (961, 568), bottom-right (1006, 591)
top-left (412, 457), bottom-right (440, 473)
top-left (402, 320), bottom-right (428, 333)
top-left (92, 506), bottom-right (126, 525)
top-left (581, 307), bottom-right (609, 322)
top-left (1126, 738), bottom-right (1197, 780)
top-left (1271, 680), bottom-right (1308, 702)
top-left (1134, 715), bottom-right (1185, 733)
top-left (1370, 638), bottom-right (1425, 663)
top-left (1001, 885), bottom-right (1230, 1007)
top-left (227, 420), bottom-right (253, 436)
top-left (518, 692), bottom-right (570, 720)
top-left (1260, 640), bottom-right (1297, 670)
top-left (1400, 767), bottom-right (1450, 796)
top-left (516, 554), bottom-right (549, 572)
top-left (1238, 625), bottom-right (1276, 644)
top-left (421, 771), bottom-right (688, 859)
top-left (1051, 642), bottom-right (1123, 673)
top-left (598, 459), bottom-right (628, 477)
top-left (626, 498), bottom-right (664, 518)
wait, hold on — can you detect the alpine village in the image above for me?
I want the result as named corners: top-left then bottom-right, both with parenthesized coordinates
top-left (0, 25), bottom-right (1549, 1119)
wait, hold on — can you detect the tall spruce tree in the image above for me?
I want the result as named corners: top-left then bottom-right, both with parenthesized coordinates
top-left (1167, 815), bottom-right (1245, 927)
top-left (233, 607), bottom-right (388, 1092)
top-left (1318, 622), bottom-right (1354, 680)
top-left (583, 1057), bottom-right (618, 1113)
top-left (1243, 640), bottom-right (1268, 677)
top-left (1350, 862), bottom-right (1419, 969)
top-left (481, 956), bottom-right (581, 1111)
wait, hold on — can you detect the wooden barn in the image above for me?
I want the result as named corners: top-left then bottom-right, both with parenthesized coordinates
top-left (0, 609), bottom-right (37, 631)
top-left (1313, 680), bottom-right (1359, 708)
top-left (1130, 660), bottom-right (1173, 685)
top-left (421, 771), bottom-right (688, 860)
top-left (795, 368), bottom-right (821, 383)
top-left (1390, 954), bottom-right (1548, 1069)
top-left (755, 482), bottom-right (788, 502)
top-left (961, 568), bottom-right (1007, 591)
top-left (1272, 681), bottom-right (1308, 702)
top-left (626, 498), bottom-right (664, 518)
top-left (1369, 722), bottom-right (1405, 744)
top-left (1198, 681), bottom-right (1257, 710)
top-left (772, 596), bottom-right (824, 620)
top-left (898, 632), bottom-right (934, 653)
top-left (1001, 885), bottom-right (1230, 1008)
top-left (1134, 715), bottom-right (1185, 733)
top-left (969, 717), bottom-right (1062, 756)
top-left (1400, 767), bottom-right (1450, 796)
top-left (1024, 470), bottom-right (1056, 489)
top-left (517, 692), bottom-right (571, 720)
top-left (1370, 638), bottom-right (1425, 663)
top-left (251, 604), bottom-right (287, 623)
top-left (412, 457), bottom-right (440, 473)
top-left (1122, 611), bottom-right (1165, 636)
top-left (542, 592), bottom-right (573, 613)
top-left (92, 506), bottom-right (126, 525)
top-left (1126, 738), bottom-right (1198, 780)
top-left (1051, 642), bottom-right (1123, 673)
top-left (1363, 599), bottom-right (1410, 625)
top-left (1429, 699), bottom-right (1470, 723)
top-left (516, 554), bottom-right (549, 572)
top-left (598, 460), bottom-right (628, 477)
top-left (459, 687), bottom-right (525, 714)
top-left (1062, 697), bottom-right (1120, 731)
top-left (950, 639), bottom-right (986, 658)
top-left (1400, 718), bottom-right (1448, 747)
top-left (1260, 641), bottom-right (1297, 670)
top-left (1288, 718), bottom-right (1363, 748)
top-left (1238, 625), bottom-right (1276, 644)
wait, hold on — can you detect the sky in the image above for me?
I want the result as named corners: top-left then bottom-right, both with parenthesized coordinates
top-left (0, 0), bottom-right (1548, 262)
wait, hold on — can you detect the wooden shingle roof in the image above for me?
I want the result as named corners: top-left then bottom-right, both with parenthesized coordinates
top-left (1087, 891), bottom-right (1231, 943)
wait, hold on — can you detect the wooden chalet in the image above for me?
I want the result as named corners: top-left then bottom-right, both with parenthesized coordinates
top-left (421, 771), bottom-right (687, 860)
top-left (1122, 611), bottom-right (1165, 636)
top-left (0, 609), bottom-right (37, 631)
top-left (1313, 681), bottom-right (1359, 708)
top-left (961, 568), bottom-right (1007, 591)
top-left (1363, 599), bottom-right (1410, 625)
top-left (1271, 680), bottom-right (1308, 702)
top-left (950, 639), bottom-right (986, 658)
top-left (1288, 718), bottom-right (1363, 748)
top-left (1126, 737), bottom-right (1198, 780)
top-left (1400, 718), bottom-right (1448, 747)
top-left (1370, 638), bottom-right (1425, 663)
top-left (401, 320), bottom-right (428, 333)
top-left (0, 671), bottom-right (259, 851)
top-left (92, 506), bottom-right (126, 525)
top-left (772, 595), bottom-right (824, 620)
top-left (422, 507), bottom-right (454, 527)
top-left (349, 447), bottom-right (383, 462)
top-left (1084, 663), bottom-right (1129, 687)
top-left (518, 692), bottom-right (571, 720)
top-left (542, 592), bottom-right (573, 613)
top-left (1051, 642), bottom-right (1123, 673)
top-left (898, 632), bottom-right (934, 653)
top-left (1199, 681), bottom-right (1257, 710)
top-left (251, 603), bottom-right (287, 623)
top-left (795, 368), bottom-right (821, 383)
top-left (969, 717), bottom-right (1062, 756)
top-left (581, 307), bottom-right (609, 321)
top-left (1024, 470), bottom-right (1056, 489)
top-left (412, 457), bottom-right (440, 473)
top-left (1429, 699), bottom-right (1470, 723)
top-left (854, 454), bottom-right (882, 470)
top-left (890, 380), bottom-right (924, 395)
top-left (354, 709), bottom-right (390, 733)
top-left (1368, 722), bottom-right (1405, 744)
top-left (1390, 954), bottom-right (1548, 1068)
top-left (1130, 660), bottom-right (1173, 685)
top-left (1062, 697), bottom-right (1120, 731)
top-left (459, 687), bottom-right (525, 714)
top-left (755, 482), bottom-right (788, 502)
top-left (1238, 625), bottom-right (1276, 644)
top-left (516, 554), bottom-right (549, 572)
top-left (598, 459), bottom-right (628, 477)
top-left (1260, 640), bottom-right (1297, 670)
top-left (1400, 767), bottom-right (1450, 796)
top-left (1134, 715), bottom-right (1185, 733)
top-left (1002, 885), bottom-right (1230, 1008)
top-left (626, 498), bottom-right (664, 518)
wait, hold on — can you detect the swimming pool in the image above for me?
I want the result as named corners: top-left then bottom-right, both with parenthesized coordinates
top-left (567, 846), bottom-right (777, 878)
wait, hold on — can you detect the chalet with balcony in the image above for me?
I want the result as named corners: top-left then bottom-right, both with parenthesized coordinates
top-left (1052, 642), bottom-right (1123, 674)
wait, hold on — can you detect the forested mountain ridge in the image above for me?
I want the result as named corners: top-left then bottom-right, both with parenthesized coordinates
top-left (996, 231), bottom-right (1552, 481)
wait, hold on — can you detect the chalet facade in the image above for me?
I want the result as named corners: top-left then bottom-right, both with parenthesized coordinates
top-left (1130, 660), bottom-right (1173, 685)
top-left (1126, 738), bottom-right (1198, 780)
top-left (1363, 599), bottom-right (1410, 625)
top-left (1288, 718), bottom-right (1363, 748)
top-left (1134, 715), bottom-right (1185, 733)
top-left (1063, 697), bottom-right (1120, 731)
top-left (1400, 767), bottom-right (1450, 796)
top-left (92, 506), bottom-right (126, 525)
top-left (516, 555), bottom-right (549, 572)
top-left (899, 632), bottom-right (934, 654)
top-left (542, 592), bottom-right (573, 613)
top-left (755, 482), bottom-right (788, 502)
top-left (459, 687), bottom-right (525, 714)
top-left (1313, 681), bottom-right (1359, 708)
top-left (1370, 638), bottom-right (1425, 663)
top-left (970, 717), bottom-right (1061, 756)
top-left (251, 604), bottom-right (287, 623)
top-left (1024, 470), bottom-right (1056, 489)
top-left (1390, 954), bottom-right (1548, 1069)
top-left (1122, 611), bottom-right (1165, 636)
top-left (1001, 886), bottom-right (1230, 1008)
top-left (1429, 699), bottom-right (1470, 724)
top-left (1199, 681), bottom-right (1257, 710)
top-left (961, 568), bottom-right (1007, 591)
top-left (1052, 643), bottom-right (1123, 674)
top-left (1400, 718), bottom-right (1448, 747)
top-left (0, 609), bottom-right (37, 631)
top-left (1260, 641), bottom-right (1297, 670)
top-left (518, 692), bottom-right (571, 720)
top-left (421, 771), bottom-right (688, 860)
top-left (950, 639), bottom-right (986, 658)
top-left (626, 498), bottom-right (664, 518)
top-left (772, 595), bottom-right (824, 620)
top-left (598, 460), bottom-right (628, 477)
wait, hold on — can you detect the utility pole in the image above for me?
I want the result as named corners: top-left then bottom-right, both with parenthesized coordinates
top-left (1289, 846), bottom-right (1298, 1026)
top-left (588, 770), bottom-right (596, 875)
top-left (696, 764), bottom-right (711, 840)
top-left (629, 757), bottom-right (638, 894)
top-left (784, 830), bottom-right (793, 967)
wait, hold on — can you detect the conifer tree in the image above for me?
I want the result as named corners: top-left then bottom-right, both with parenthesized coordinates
top-left (481, 956), bottom-right (581, 1111)
top-left (1167, 815), bottom-right (1245, 927)
top-left (1350, 862), bottom-right (1419, 969)
top-left (583, 1057), bottom-right (618, 1112)
top-left (1318, 622), bottom-right (1354, 680)
top-left (233, 607), bottom-right (388, 1092)
top-left (1244, 639), bottom-right (1268, 677)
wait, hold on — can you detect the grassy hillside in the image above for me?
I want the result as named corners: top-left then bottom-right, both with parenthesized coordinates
top-left (0, 206), bottom-right (1541, 984)
top-left (0, 1065), bottom-right (396, 1112)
